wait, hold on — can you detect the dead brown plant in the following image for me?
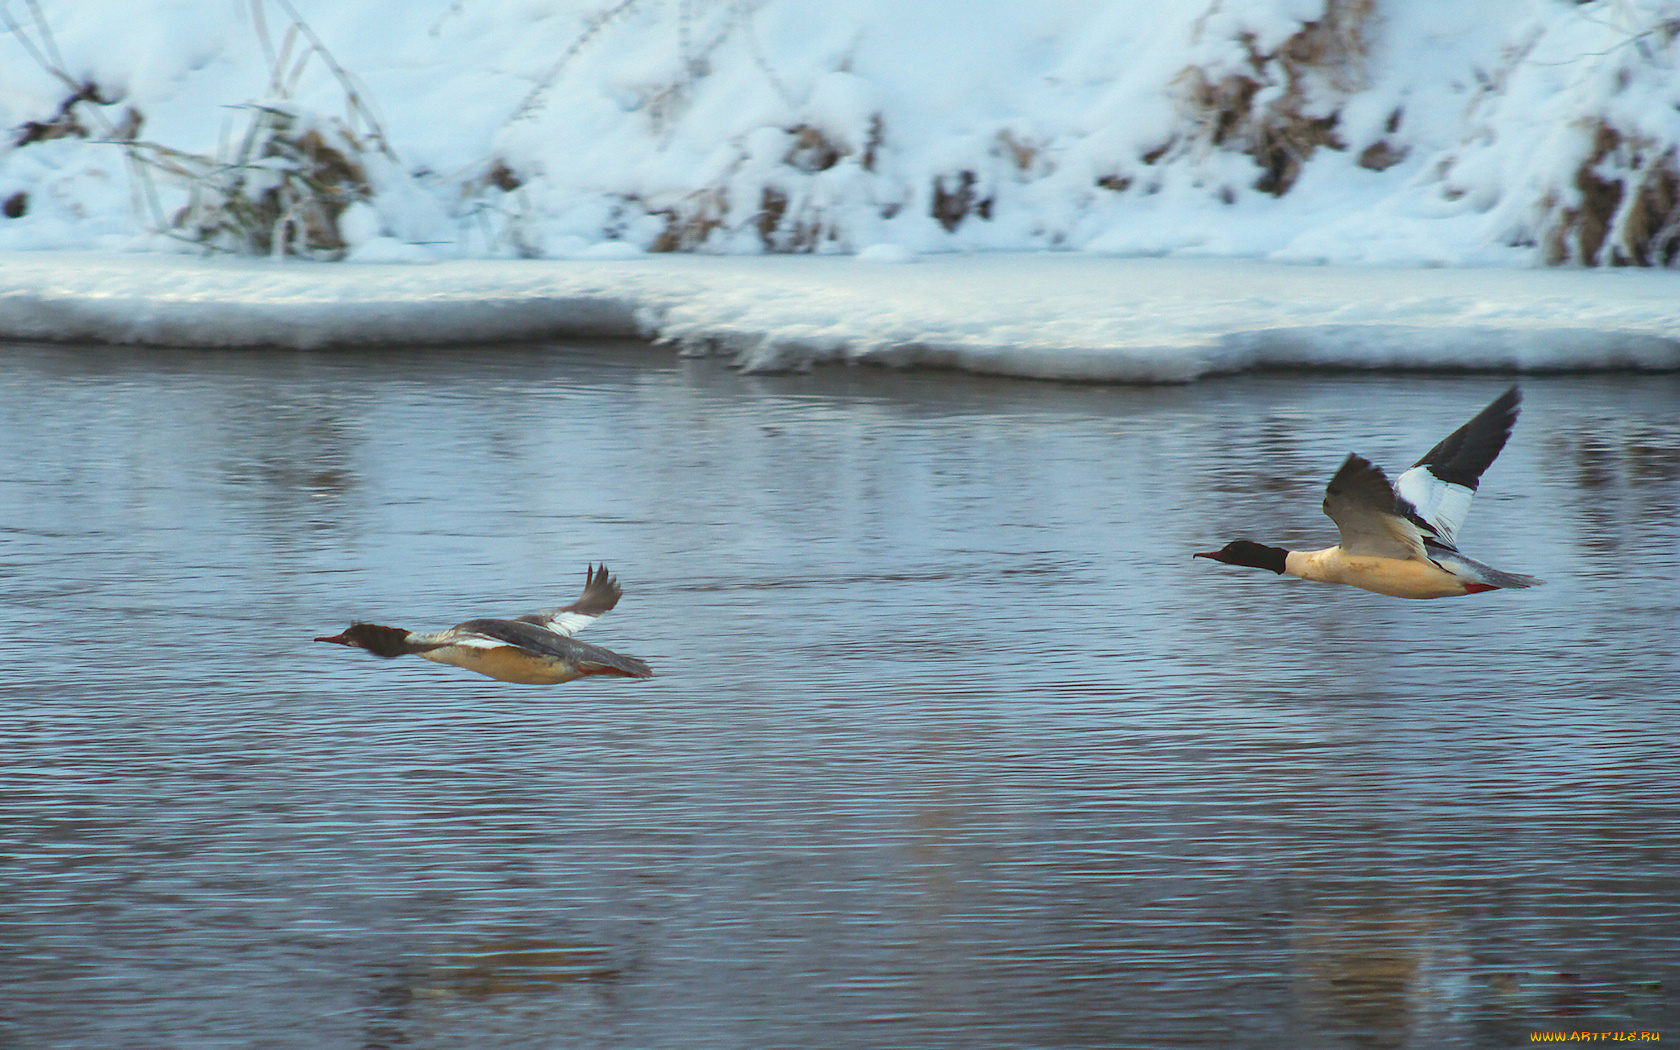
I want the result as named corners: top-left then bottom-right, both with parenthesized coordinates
top-left (785, 124), bottom-right (843, 173)
top-left (648, 187), bottom-right (729, 251)
top-left (151, 107), bottom-right (371, 257)
top-left (931, 170), bottom-right (992, 232)
top-left (1173, 0), bottom-right (1373, 196)
top-left (1543, 123), bottom-right (1680, 266)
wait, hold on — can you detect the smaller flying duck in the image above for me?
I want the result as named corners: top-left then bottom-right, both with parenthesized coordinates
top-left (1195, 386), bottom-right (1543, 600)
top-left (315, 564), bottom-right (653, 683)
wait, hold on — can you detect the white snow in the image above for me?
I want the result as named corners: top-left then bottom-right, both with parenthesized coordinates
top-left (2, 251), bottom-right (1674, 382)
top-left (1, 0), bottom-right (1678, 264)
top-left (1, 0), bottom-right (1678, 379)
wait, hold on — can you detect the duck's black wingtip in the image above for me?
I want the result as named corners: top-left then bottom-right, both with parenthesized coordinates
top-left (1411, 386), bottom-right (1524, 490)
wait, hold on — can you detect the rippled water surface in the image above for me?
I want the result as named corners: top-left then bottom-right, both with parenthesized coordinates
top-left (1, 341), bottom-right (1676, 1049)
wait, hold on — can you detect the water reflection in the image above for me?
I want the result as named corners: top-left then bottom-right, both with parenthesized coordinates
top-left (0, 342), bottom-right (1676, 1048)
top-left (358, 934), bottom-right (624, 1047)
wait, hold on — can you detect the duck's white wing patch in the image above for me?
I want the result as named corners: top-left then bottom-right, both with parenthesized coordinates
top-left (519, 609), bottom-right (598, 637)
top-left (514, 563), bottom-right (624, 637)
top-left (1322, 454), bottom-right (1427, 561)
top-left (430, 633), bottom-right (505, 650)
top-left (1394, 465), bottom-right (1475, 549)
top-left (1397, 386), bottom-right (1521, 548)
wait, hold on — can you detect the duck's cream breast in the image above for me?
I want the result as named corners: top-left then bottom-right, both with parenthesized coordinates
top-left (1285, 547), bottom-right (1472, 600)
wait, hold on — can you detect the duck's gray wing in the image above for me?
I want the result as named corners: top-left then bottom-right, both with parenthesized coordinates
top-left (513, 563), bottom-right (623, 637)
top-left (1322, 454), bottom-right (1427, 561)
top-left (452, 618), bottom-right (652, 678)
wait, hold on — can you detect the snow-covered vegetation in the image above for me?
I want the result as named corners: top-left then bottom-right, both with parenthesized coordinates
top-left (2, 0), bottom-right (1678, 267)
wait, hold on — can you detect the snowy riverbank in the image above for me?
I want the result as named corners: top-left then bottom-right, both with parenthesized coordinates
top-left (2, 1), bottom-right (1679, 268)
top-left (3, 251), bottom-right (1677, 383)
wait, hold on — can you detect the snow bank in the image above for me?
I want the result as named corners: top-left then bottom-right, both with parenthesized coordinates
top-left (1, 0), bottom-right (1678, 267)
top-left (3, 252), bottom-right (1675, 383)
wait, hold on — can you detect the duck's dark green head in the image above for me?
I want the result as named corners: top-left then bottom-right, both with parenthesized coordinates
top-left (1194, 540), bottom-right (1288, 574)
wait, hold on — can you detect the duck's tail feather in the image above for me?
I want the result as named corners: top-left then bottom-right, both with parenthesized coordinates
top-left (580, 652), bottom-right (654, 679)
top-left (1437, 552), bottom-right (1545, 590)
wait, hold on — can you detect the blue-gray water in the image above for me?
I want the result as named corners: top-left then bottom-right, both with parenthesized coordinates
top-left (1, 341), bottom-right (1676, 1049)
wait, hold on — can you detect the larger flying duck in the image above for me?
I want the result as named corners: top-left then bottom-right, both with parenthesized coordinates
top-left (1195, 387), bottom-right (1543, 599)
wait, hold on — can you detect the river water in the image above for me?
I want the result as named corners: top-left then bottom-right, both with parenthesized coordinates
top-left (1, 341), bottom-right (1675, 1049)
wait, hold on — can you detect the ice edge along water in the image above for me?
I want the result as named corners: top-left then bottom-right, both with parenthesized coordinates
top-left (1, 251), bottom-right (1678, 383)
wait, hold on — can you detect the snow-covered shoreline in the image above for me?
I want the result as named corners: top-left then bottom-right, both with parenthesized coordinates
top-left (4, 251), bottom-right (1677, 383)
top-left (3, 2), bottom-right (1679, 270)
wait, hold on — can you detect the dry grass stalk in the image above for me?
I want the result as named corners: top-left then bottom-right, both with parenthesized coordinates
top-left (3, 0), bottom-right (388, 255)
top-left (158, 107), bottom-right (372, 258)
top-left (648, 187), bottom-right (729, 252)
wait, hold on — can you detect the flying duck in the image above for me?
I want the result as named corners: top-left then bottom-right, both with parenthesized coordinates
top-left (1195, 386), bottom-right (1544, 599)
top-left (315, 564), bottom-right (653, 683)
